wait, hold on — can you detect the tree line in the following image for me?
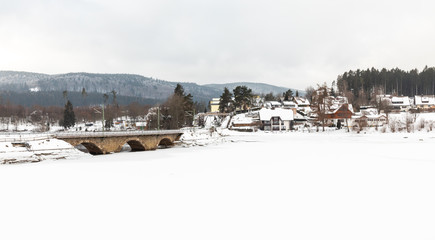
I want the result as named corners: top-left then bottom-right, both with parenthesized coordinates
top-left (0, 90), bottom-right (159, 107)
top-left (218, 86), bottom-right (298, 113)
top-left (0, 83), bottom-right (211, 131)
top-left (336, 66), bottom-right (435, 105)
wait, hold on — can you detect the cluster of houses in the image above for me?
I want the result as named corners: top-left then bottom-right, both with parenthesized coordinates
top-left (209, 94), bottom-right (435, 132)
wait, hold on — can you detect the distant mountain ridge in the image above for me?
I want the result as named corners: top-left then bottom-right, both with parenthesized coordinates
top-left (204, 82), bottom-right (302, 96)
top-left (0, 71), bottom-right (301, 106)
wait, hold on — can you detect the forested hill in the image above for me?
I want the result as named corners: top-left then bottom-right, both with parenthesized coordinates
top-left (0, 71), bottom-right (180, 99)
top-left (0, 71), bottom-right (300, 106)
top-left (336, 67), bottom-right (435, 98)
top-left (0, 91), bottom-right (160, 107)
top-left (0, 71), bottom-right (220, 105)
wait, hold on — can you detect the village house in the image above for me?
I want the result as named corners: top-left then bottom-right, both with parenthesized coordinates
top-left (391, 96), bottom-right (412, 112)
top-left (259, 108), bottom-right (294, 131)
top-left (376, 95), bottom-right (412, 112)
top-left (252, 95), bottom-right (263, 108)
top-left (282, 101), bottom-right (298, 109)
top-left (324, 103), bottom-right (354, 127)
top-left (293, 97), bottom-right (311, 114)
top-left (293, 97), bottom-right (310, 107)
top-left (414, 95), bottom-right (435, 111)
top-left (229, 112), bottom-right (261, 132)
top-left (352, 107), bottom-right (387, 128)
top-left (209, 98), bottom-right (220, 113)
top-left (264, 101), bottom-right (282, 109)
top-left (352, 114), bottom-right (388, 128)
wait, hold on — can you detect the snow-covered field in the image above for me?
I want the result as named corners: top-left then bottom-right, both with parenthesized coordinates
top-left (0, 135), bottom-right (86, 164)
top-left (1, 130), bottom-right (435, 240)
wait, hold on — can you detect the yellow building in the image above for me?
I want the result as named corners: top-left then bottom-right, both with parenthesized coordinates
top-left (209, 98), bottom-right (220, 112)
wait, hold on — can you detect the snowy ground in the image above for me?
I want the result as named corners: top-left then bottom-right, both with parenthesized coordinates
top-left (0, 134), bottom-right (86, 164)
top-left (1, 130), bottom-right (435, 240)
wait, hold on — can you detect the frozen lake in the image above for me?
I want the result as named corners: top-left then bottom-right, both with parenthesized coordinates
top-left (1, 131), bottom-right (435, 240)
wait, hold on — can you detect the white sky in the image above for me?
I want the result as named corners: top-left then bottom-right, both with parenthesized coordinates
top-left (1, 0), bottom-right (435, 90)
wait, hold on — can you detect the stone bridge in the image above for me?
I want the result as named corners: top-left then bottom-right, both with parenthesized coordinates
top-left (54, 130), bottom-right (183, 155)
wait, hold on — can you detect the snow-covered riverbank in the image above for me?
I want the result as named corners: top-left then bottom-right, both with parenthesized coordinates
top-left (1, 130), bottom-right (435, 240)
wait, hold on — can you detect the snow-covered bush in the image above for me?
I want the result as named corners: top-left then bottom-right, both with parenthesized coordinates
top-left (389, 119), bottom-right (397, 133)
top-left (405, 113), bottom-right (414, 133)
top-left (417, 118), bottom-right (425, 131)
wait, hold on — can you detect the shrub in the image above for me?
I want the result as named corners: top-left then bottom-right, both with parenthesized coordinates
top-left (389, 120), bottom-right (397, 133)
top-left (418, 118), bottom-right (425, 131)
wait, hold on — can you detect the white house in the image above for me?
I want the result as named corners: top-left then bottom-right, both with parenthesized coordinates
top-left (414, 95), bottom-right (435, 111)
top-left (294, 97), bottom-right (310, 107)
top-left (293, 97), bottom-right (311, 115)
top-left (376, 95), bottom-right (412, 112)
top-left (209, 98), bottom-right (221, 113)
top-left (282, 101), bottom-right (298, 109)
top-left (264, 101), bottom-right (282, 109)
top-left (352, 114), bottom-right (387, 128)
top-left (259, 108), bottom-right (294, 131)
top-left (391, 96), bottom-right (411, 112)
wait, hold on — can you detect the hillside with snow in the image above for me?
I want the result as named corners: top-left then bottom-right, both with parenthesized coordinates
top-left (0, 71), bottom-right (301, 106)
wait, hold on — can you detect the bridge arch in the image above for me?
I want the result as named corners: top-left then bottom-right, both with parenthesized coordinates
top-left (158, 138), bottom-right (173, 148)
top-left (126, 139), bottom-right (146, 152)
top-left (78, 142), bottom-right (104, 155)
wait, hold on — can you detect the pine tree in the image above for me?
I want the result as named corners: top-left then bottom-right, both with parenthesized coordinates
top-left (81, 87), bottom-right (87, 106)
top-left (264, 92), bottom-right (276, 101)
top-left (174, 84), bottom-right (185, 97)
top-left (219, 87), bottom-right (234, 113)
top-left (63, 100), bottom-right (75, 129)
top-left (161, 84), bottom-right (194, 129)
top-left (233, 86), bottom-right (253, 111)
top-left (283, 89), bottom-right (293, 101)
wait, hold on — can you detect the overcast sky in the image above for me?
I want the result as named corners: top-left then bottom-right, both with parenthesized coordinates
top-left (1, 0), bottom-right (435, 90)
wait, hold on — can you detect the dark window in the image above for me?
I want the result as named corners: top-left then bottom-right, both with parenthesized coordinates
top-left (272, 117), bottom-right (280, 125)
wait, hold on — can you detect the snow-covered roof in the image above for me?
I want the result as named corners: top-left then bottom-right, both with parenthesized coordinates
top-left (376, 94), bottom-right (392, 102)
top-left (282, 101), bottom-right (298, 107)
top-left (231, 114), bottom-right (256, 124)
top-left (210, 98), bottom-right (220, 104)
top-left (360, 108), bottom-right (379, 116)
top-left (330, 104), bottom-right (354, 114)
top-left (267, 101), bottom-right (282, 106)
top-left (352, 114), bottom-right (387, 119)
top-left (391, 96), bottom-right (411, 106)
top-left (415, 95), bottom-right (435, 105)
top-left (294, 97), bottom-right (310, 106)
top-left (259, 108), bottom-right (294, 121)
top-left (264, 101), bottom-right (283, 109)
top-left (366, 114), bottom-right (387, 119)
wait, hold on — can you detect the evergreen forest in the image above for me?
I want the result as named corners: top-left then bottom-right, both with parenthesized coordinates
top-left (336, 66), bottom-right (435, 100)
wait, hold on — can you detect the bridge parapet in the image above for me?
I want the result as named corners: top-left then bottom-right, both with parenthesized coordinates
top-left (54, 130), bottom-right (183, 139)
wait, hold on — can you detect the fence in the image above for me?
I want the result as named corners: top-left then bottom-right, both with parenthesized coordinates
top-left (0, 133), bottom-right (53, 142)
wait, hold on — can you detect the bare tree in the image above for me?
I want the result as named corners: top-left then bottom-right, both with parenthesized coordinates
top-left (313, 83), bottom-right (329, 131)
top-left (405, 113), bottom-right (414, 133)
top-left (304, 86), bottom-right (315, 102)
top-left (103, 93), bottom-right (109, 105)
